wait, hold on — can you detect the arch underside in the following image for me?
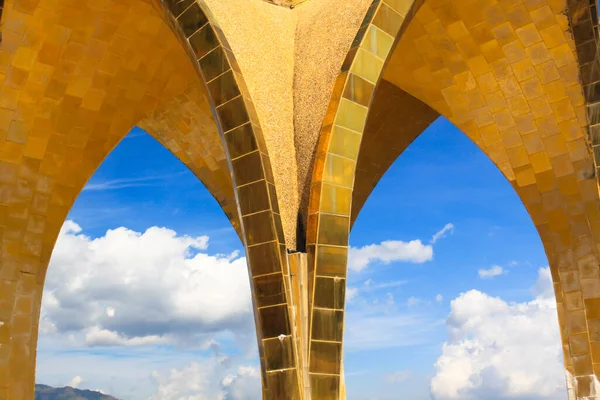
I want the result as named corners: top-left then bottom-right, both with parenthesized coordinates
top-left (351, 80), bottom-right (438, 225)
top-left (138, 83), bottom-right (240, 235)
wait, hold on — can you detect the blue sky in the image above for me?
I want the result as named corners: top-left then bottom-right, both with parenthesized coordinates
top-left (36, 117), bottom-right (566, 400)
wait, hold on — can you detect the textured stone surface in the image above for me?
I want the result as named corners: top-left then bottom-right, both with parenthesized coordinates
top-left (263, 0), bottom-right (309, 7)
top-left (203, 0), bottom-right (299, 248)
top-left (203, 0), bottom-right (372, 249)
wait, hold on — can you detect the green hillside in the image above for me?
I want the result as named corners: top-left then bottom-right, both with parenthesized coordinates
top-left (35, 384), bottom-right (119, 400)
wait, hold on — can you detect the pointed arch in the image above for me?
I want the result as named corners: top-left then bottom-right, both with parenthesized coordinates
top-left (0, 0), bottom-right (301, 398)
top-left (372, 0), bottom-right (600, 394)
top-left (308, 0), bottom-right (600, 398)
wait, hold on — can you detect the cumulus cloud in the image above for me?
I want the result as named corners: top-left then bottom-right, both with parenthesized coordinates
top-left (67, 375), bottom-right (83, 388)
top-left (150, 361), bottom-right (260, 400)
top-left (348, 224), bottom-right (453, 271)
top-left (41, 221), bottom-right (253, 347)
top-left (436, 294), bottom-right (443, 303)
top-left (431, 268), bottom-right (567, 400)
top-left (221, 366), bottom-right (261, 400)
top-left (477, 265), bottom-right (505, 279)
top-left (84, 327), bottom-right (170, 347)
top-left (36, 341), bottom-right (261, 400)
top-left (533, 267), bottom-right (554, 299)
top-left (431, 223), bottom-right (454, 244)
top-left (349, 240), bottom-right (433, 272)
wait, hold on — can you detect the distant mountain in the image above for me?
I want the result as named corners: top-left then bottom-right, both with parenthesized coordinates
top-left (35, 384), bottom-right (120, 400)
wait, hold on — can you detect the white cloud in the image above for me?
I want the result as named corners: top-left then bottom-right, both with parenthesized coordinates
top-left (348, 224), bottom-right (453, 272)
top-left (436, 294), bottom-right (443, 303)
top-left (67, 375), bottom-right (83, 388)
top-left (385, 370), bottom-right (411, 383)
top-left (36, 341), bottom-right (261, 400)
top-left (346, 287), bottom-right (359, 301)
top-left (430, 268), bottom-right (567, 400)
top-left (477, 265), bottom-right (505, 279)
top-left (532, 269), bottom-right (553, 298)
top-left (84, 327), bottom-right (170, 347)
top-left (150, 361), bottom-right (260, 400)
top-left (150, 361), bottom-right (221, 400)
top-left (431, 223), bottom-right (454, 243)
top-left (349, 240), bottom-right (433, 272)
top-left (41, 221), bottom-right (254, 347)
top-left (221, 366), bottom-right (261, 400)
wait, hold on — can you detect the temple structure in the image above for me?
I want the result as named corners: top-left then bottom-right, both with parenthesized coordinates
top-left (1, 0), bottom-right (600, 398)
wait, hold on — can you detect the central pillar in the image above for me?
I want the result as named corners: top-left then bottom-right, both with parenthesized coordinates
top-left (286, 252), bottom-right (346, 400)
top-left (288, 252), bottom-right (311, 399)
top-left (287, 251), bottom-right (347, 400)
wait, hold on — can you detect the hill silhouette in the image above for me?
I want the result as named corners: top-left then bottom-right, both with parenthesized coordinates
top-left (35, 384), bottom-right (119, 400)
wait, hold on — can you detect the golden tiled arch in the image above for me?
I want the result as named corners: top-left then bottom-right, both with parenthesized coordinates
top-left (0, 1), bottom-right (221, 397)
top-left (0, 0), bottom-right (300, 398)
top-left (311, 0), bottom-right (600, 398)
top-left (2, 0), bottom-right (600, 399)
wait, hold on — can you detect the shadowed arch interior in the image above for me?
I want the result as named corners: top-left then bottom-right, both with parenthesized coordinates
top-left (351, 80), bottom-right (439, 226)
top-left (137, 82), bottom-right (240, 237)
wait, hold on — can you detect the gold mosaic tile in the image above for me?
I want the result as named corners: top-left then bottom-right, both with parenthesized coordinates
top-left (3, 0), bottom-right (600, 398)
top-left (0, 0), bottom-right (241, 397)
top-left (304, 0), bottom-right (600, 398)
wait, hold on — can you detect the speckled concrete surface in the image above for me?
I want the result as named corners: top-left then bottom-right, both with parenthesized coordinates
top-left (204, 0), bottom-right (369, 248)
top-left (204, 0), bottom-right (298, 247)
top-left (294, 0), bottom-right (372, 235)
